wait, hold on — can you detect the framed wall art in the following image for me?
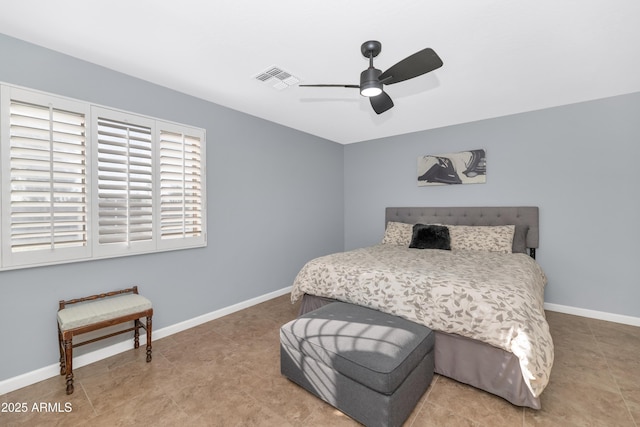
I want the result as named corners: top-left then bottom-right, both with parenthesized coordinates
top-left (417, 149), bottom-right (486, 186)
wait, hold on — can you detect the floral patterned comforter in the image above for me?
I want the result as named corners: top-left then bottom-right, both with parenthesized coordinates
top-left (291, 244), bottom-right (553, 397)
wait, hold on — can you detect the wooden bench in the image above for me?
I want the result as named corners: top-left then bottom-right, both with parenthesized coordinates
top-left (57, 286), bottom-right (153, 395)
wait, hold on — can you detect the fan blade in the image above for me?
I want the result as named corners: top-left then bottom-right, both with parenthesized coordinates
top-left (299, 84), bottom-right (360, 88)
top-left (370, 91), bottom-right (394, 114)
top-left (379, 48), bottom-right (443, 85)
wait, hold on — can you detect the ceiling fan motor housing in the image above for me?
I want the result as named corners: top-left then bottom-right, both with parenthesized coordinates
top-left (360, 67), bottom-right (383, 97)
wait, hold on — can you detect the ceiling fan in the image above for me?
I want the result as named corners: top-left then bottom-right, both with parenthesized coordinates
top-left (299, 40), bottom-right (443, 114)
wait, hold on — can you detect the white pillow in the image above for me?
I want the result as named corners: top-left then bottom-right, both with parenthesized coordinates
top-left (381, 221), bottom-right (413, 246)
top-left (448, 225), bottom-right (515, 253)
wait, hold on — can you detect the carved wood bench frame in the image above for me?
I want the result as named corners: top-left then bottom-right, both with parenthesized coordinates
top-left (57, 286), bottom-right (153, 395)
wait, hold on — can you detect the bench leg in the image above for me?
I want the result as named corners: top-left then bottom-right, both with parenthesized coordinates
top-left (58, 326), bottom-right (66, 376)
top-left (134, 319), bottom-right (140, 349)
top-left (63, 339), bottom-right (74, 395)
top-left (146, 315), bottom-right (152, 363)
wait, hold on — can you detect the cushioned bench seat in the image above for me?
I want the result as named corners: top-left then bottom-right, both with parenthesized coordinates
top-left (57, 294), bottom-right (153, 330)
top-left (280, 302), bottom-right (434, 427)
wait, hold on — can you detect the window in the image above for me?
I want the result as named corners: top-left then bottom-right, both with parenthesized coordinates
top-left (0, 84), bottom-right (206, 270)
top-left (1, 87), bottom-right (91, 268)
top-left (92, 108), bottom-right (156, 257)
top-left (157, 122), bottom-right (205, 249)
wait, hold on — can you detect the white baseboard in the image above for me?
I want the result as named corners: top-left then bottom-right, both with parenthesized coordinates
top-left (0, 286), bottom-right (292, 396)
top-left (544, 302), bottom-right (640, 327)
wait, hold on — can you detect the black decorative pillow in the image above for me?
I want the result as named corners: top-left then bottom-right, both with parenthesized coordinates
top-left (409, 224), bottom-right (451, 250)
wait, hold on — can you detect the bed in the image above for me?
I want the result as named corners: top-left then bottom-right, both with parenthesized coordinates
top-left (290, 206), bottom-right (553, 409)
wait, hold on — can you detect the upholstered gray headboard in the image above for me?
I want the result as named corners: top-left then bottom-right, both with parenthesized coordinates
top-left (385, 206), bottom-right (539, 256)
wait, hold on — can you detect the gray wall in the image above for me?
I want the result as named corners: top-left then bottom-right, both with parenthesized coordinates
top-left (0, 34), bottom-right (345, 381)
top-left (345, 92), bottom-right (640, 318)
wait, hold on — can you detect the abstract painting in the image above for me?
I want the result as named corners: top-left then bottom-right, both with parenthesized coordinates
top-left (417, 149), bottom-right (486, 186)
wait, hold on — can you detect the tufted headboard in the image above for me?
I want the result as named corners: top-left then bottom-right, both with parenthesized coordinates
top-left (385, 206), bottom-right (539, 257)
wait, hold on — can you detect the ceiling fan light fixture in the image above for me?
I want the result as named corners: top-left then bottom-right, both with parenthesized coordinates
top-left (360, 68), bottom-right (383, 97)
top-left (361, 85), bottom-right (382, 97)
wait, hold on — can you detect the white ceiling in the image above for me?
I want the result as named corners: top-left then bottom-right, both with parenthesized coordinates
top-left (2, 0), bottom-right (640, 144)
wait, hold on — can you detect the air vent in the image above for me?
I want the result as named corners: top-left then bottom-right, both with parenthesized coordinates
top-left (254, 66), bottom-right (300, 90)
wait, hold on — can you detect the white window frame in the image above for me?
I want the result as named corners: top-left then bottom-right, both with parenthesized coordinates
top-left (0, 83), bottom-right (207, 271)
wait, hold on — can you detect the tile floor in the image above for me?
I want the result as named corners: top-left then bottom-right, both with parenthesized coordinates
top-left (1, 295), bottom-right (639, 426)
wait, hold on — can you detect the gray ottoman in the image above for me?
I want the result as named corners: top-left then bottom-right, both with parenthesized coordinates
top-left (280, 302), bottom-right (435, 427)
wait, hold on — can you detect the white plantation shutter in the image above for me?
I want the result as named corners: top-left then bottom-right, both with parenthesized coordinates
top-left (1, 84), bottom-right (206, 271)
top-left (1, 87), bottom-right (91, 267)
top-left (92, 107), bottom-right (155, 256)
top-left (157, 123), bottom-right (206, 249)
